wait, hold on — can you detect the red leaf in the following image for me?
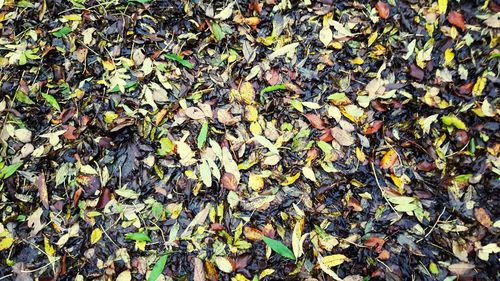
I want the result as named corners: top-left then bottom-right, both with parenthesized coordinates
top-left (319, 129), bottom-right (333, 141)
top-left (458, 82), bottom-right (474, 95)
top-left (63, 125), bottom-right (77, 140)
top-left (364, 120), bottom-right (383, 135)
top-left (221, 173), bottom-right (238, 191)
top-left (304, 113), bottom-right (326, 129)
top-left (210, 223), bottom-right (225, 231)
top-left (375, 1), bottom-right (390, 19)
top-left (448, 11), bottom-right (465, 31)
top-left (364, 237), bottom-right (385, 253)
top-left (73, 188), bottom-right (84, 208)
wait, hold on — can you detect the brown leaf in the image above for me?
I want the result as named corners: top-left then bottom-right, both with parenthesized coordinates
top-left (244, 226), bottom-right (263, 241)
top-left (474, 208), bottom-right (492, 228)
top-left (448, 11), bottom-right (465, 31)
top-left (63, 125), bottom-right (77, 140)
top-left (36, 173), bottom-right (49, 209)
top-left (60, 107), bottom-right (76, 123)
top-left (416, 161), bottom-right (435, 172)
top-left (331, 127), bottom-right (354, 146)
top-left (347, 197), bottom-right (363, 212)
top-left (284, 81), bottom-right (304, 95)
top-left (364, 237), bottom-right (385, 253)
top-left (221, 173), bottom-right (238, 191)
top-left (96, 188), bottom-right (112, 209)
top-left (235, 255), bottom-right (250, 269)
top-left (110, 117), bottom-right (135, 132)
top-left (380, 149), bottom-right (398, 169)
top-left (217, 109), bottom-right (240, 125)
top-left (184, 107), bottom-right (206, 120)
top-left (364, 120), bottom-right (383, 135)
top-left (304, 113), bottom-right (326, 129)
top-left (210, 223), bottom-right (225, 231)
top-left (375, 1), bottom-right (390, 19)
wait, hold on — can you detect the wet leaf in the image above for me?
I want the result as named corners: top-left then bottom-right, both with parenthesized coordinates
top-left (148, 255), bottom-right (168, 281)
top-left (380, 149), bottom-right (398, 169)
top-left (262, 236), bottom-right (295, 260)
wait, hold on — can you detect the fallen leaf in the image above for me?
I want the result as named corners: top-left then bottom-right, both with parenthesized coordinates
top-left (380, 149), bottom-right (398, 169)
top-left (448, 11), bottom-right (465, 31)
top-left (375, 1), bottom-right (390, 19)
top-left (221, 173), bottom-right (238, 191)
top-left (36, 173), bottom-right (49, 209)
top-left (474, 208), bottom-right (492, 228)
top-left (304, 113), bottom-right (326, 129)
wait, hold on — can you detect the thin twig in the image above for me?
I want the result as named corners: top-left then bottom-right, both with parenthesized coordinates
top-left (370, 162), bottom-right (401, 219)
top-left (417, 207), bottom-right (446, 243)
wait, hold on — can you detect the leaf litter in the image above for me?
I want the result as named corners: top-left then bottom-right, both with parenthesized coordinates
top-left (0, 0), bottom-right (499, 280)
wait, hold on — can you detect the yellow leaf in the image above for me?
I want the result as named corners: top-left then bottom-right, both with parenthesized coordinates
top-left (239, 82), bottom-right (255, 104)
top-left (368, 31), bottom-right (378, 47)
top-left (438, 0), bottom-right (447, 14)
top-left (249, 122), bottom-right (262, 136)
top-left (351, 57), bottom-right (364, 65)
top-left (444, 48), bottom-right (454, 66)
top-left (259, 268), bottom-right (275, 279)
top-left (91, 228), bottom-right (103, 245)
top-left (44, 237), bottom-right (56, 257)
top-left (0, 237), bottom-right (14, 251)
top-left (355, 147), bottom-right (366, 162)
top-left (248, 174), bottom-right (265, 191)
top-left (102, 59), bottom-right (115, 71)
top-left (281, 172), bottom-right (301, 186)
top-left (322, 254), bottom-right (349, 267)
top-left (245, 105), bottom-right (258, 122)
top-left (472, 75), bottom-right (487, 96)
top-left (62, 14), bottom-right (82, 21)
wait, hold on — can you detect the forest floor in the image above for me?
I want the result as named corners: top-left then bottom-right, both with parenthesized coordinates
top-left (0, 0), bottom-right (499, 280)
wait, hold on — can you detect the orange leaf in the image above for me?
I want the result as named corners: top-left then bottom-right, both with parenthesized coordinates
top-left (365, 237), bottom-right (385, 253)
top-left (375, 1), bottom-right (390, 19)
top-left (380, 149), bottom-right (398, 169)
top-left (304, 113), bottom-right (326, 129)
top-left (244, 226), bottom-right (263, 241)
top-left (364, 120), bottom-right (383, 135)
top-left (474, 208), bottom-right (492, 228)
top-left (378, 250), bottom-right (390, 260)
top-left (448, 11), bottom-right (465, 31)
top-left (221, 173), bottom-right (238, 191)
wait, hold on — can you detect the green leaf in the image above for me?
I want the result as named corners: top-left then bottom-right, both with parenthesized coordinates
top-left (262, 236), bottom-right (295, 260)
top-left (15, 91), bottom-right (34, 105)
top-left (441, 114), bottom-right (467, 130)
top-left (157, 137), bottom-right (174, 156)
top-left (165, 54), bottom-right (193, 69)
top-left (0, 162), bottom-right (23, 179)
top-left (147, 254), bottom-right (168, 281)
top-left (125, 232), bottom-right (151, 242)
top-left (261, 84), bottom-right (286, 94)
top-left (41, 93), bottom-right (61, 111)
top-left (197, 121), bottom-right (209, 149)
top-left (52, 27), bottom-right (72, 38)
top-left (211, 22), bottom-right (224, 41)
top-left (128, 0), bottom-right (149, 3)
